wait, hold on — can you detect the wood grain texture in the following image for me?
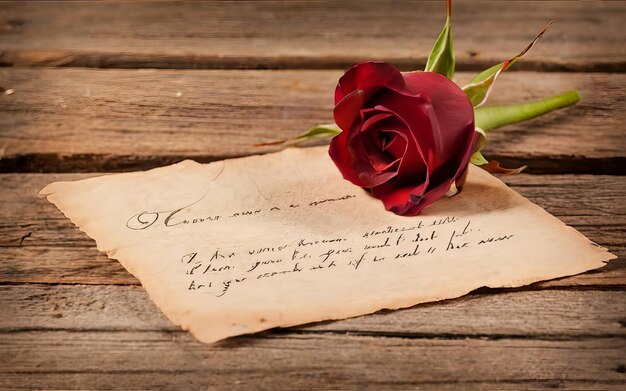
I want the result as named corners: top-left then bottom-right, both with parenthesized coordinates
top-left (2, 284), bottom-right (625, 339)
top-left (1, 69), bottom-right (624, 173)
top-left (0, 377), bottom-right (623, 391)
top-left (0, 331), bottom-right (624, 390)
top-left (0, 376), bottom-right (622, 391)
top-left (1, 2), bottom-right (624, 389)
top-left (0, 172), bottom-right (623, 286)
top-left (0, 1), bottom-right (624, 71)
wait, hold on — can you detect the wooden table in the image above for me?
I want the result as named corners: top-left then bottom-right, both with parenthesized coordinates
top-left (1, 1), bottom-right (625, 389)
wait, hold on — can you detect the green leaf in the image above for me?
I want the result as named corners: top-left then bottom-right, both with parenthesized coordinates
top-left (475, 90), bottom-right (580, 132)
top-left (470, 151), bottom-right (489, 166)
top-left (473, 127), bottom-right (487, 151)
top-left (254, 123), bottom-right (341, 147)
top-left (471, 90), bottom-right (579, 172)
top-left (294, 124), bottom-right (342, 142)
top-left (465, 63), bottom-right (501, 86)
top-left (462, 21), bottom-right (552, 107)
top-left (424, 0), bottom-right (454, 79)
top-left (469, 127), bottom-right (489, 166)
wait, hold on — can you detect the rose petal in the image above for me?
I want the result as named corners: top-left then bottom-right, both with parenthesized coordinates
top-left (333, 89), bottom-right (365, 131)
top-left (369, 99), bottom-right (430, 183)
top-left (359, 111), bottom-right (405, 159)
top-left (371, 181), bottom-right (429, 216)
top-left (381, 130), bottom-right (406, 160)
top-left (335, 62), bottom-right (406, 104)
top-left (330, 107), bottom-right (404, 188)
top-left (357, 130), bottom-right (399, 173)
top-left (371, 76), bottom-right (474, 208)
top-left (330, 65), bottom-right (476, 217)
top-left (348, 109), bottom-right (404, 187)
top-left (369, 94), bottom-right (476, 216)
top-left (402, 130), bottom-right (479, 216)
top-left (402, 71), bottom-right (475, 164)
top-left (358, 106), bottom-right (424, 183)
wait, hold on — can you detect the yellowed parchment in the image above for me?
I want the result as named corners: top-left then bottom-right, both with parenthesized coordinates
top-left (40, 147), bottom-right (615, 343)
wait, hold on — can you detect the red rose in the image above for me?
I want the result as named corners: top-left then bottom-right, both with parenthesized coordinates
top-left (329, 62), bottom-right (476, 216)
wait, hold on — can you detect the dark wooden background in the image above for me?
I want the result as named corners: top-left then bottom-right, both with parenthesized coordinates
top-left (1, 1), bottom-right (625, 389)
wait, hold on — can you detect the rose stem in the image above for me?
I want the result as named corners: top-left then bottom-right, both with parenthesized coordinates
top-left (474, 89), bottom-right (581, 132)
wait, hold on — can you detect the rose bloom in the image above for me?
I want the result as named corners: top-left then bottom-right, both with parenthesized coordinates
top-left (329, 62), bottom-right (476, 216)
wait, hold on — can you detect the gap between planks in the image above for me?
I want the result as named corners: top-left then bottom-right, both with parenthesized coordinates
top-left (0, 331), bottom-right (624, 389)
top-left (2, 51), bottom-right (625, 73)
top-left (2, 152), bottom-right (625, 176)
top-left (0, 1), bottom-right (625, 72)
top-left (0, 69), bottom-right (624, 174)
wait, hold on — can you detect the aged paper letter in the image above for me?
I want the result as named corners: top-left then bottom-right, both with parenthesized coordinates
top-left (40, 147), bottom-right (615, 343)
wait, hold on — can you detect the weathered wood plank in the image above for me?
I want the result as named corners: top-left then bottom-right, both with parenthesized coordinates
top-left (0, 1), bottom-right (624, 71)
top-left (0, 173), bottom-right (624, 286)
top-left (2, 284), bottom-right (624, 339)
top-left (0, 331), bottom-right (624, 390)
top-left (0, 378), bottom-right (623, 391)
top-left (0, 248), bottom-right (136, 285)
top-left (0, 69), bottom-right (624, 173)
